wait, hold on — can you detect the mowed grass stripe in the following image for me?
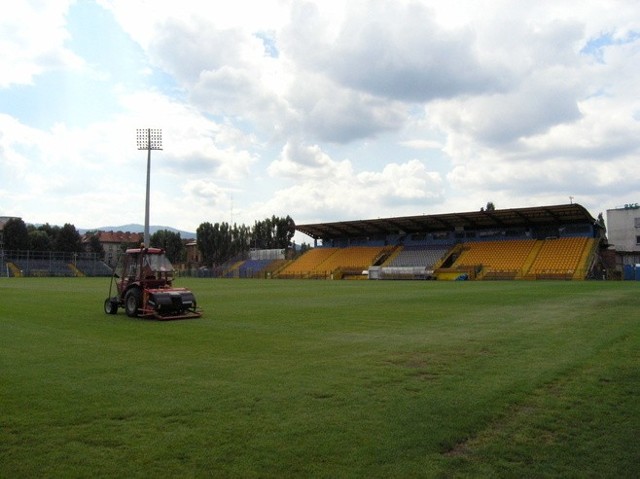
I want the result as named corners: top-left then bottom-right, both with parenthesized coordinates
top-left (1, 278), bottom-right (638, 478)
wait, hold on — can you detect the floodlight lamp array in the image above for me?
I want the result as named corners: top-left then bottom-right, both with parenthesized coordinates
top-left (136, 128), bottom-right (163, 150)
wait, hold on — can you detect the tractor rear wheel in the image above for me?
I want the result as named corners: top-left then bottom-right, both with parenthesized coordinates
top-left (104, 298), bottom-right (118, 315)
top-left (125, 288), bottom-right (142, 317)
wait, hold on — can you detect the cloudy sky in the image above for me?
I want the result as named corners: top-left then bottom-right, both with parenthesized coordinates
top-left (1, 0), bottom-right (639, 242)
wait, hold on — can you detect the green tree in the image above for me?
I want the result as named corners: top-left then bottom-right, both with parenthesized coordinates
top-left (211, 222), bottom-right (233, 266)
top-left (150, 229), bottom-right (185, 263)
top-left (38, 223), bottom-right (61, 247)
top-left (28, 230), bottom-right (52, 251)
top-left (252, 219), bottom-right (268, 249)
top-left (233, 224), bottom-right (251, 256)
top-left (251, 215), bottom-right (296, 250)
top-left (54, 224), bottom-right (82, 253)
top-left (3, 218), bottom-right (29, 250)
top-left (85, 233), bottom-right (105, 256)
top-left (276, 215), bottom-right (296, 250)
top-left (197, 222), bottom-right (216, 267)
top-left (197, 216), bottom-right (296, 267)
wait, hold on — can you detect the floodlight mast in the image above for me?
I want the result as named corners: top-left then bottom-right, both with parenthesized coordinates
top-left (136, 128), bottom-right (163, 247)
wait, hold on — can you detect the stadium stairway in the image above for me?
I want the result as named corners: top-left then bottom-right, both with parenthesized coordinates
top-left (520, 240), bottom-right (544, 278)
top-left (574, 238), bottom-right (598, 280)
top-left (223, 261), bottom-right (245, 278)
top-left (7, 262), bottom-right (21, 277)
top-left (261, 259), bottom-right (288, 278)
top-left (433, 244), bottom-right (476, 280)
top-left (379, 245), bottom-right (403, 266)
top-left (68, 263), bottom-right (85, 277)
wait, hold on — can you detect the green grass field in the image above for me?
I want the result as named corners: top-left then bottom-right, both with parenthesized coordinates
top-left (1, 278), bottom-right (638, 478)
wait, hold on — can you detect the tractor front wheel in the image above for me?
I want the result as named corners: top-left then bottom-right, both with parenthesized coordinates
top-left (104, 298), bottom-right (118, 315)
top-left (125, 288), bottom-right (142, 317)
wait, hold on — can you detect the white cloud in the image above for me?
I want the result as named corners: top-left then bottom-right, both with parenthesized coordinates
top-left (0, 0), bottom-right (83, 88)
top-left (430, 72), bottom-right (583, 148)
top-left (285, 71), bottom-right (408, 143)
top-left (268, 141), bottom-right (351, 179)
top-left (264, 141), bottom-right (443, 222)
top-left (2, 0), bottom-right (640, 233)
top-left (400, 139), bottom-right (444, 150)
top-left (310, 1), bottom-right (507, 102)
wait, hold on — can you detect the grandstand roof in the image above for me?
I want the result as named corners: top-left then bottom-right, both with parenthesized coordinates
top-left (296, 203), bottom-right (598, 240)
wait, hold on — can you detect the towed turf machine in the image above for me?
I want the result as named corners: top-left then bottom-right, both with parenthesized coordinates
top-left (104, 246), bottom-right (201, 320)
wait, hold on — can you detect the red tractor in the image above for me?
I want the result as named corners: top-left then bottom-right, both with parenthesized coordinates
top-left (104, 246), bottom-right (202, 320)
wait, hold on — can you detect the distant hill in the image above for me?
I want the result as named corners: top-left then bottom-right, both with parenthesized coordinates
top-left (81, 224), bottom-right (196, 239)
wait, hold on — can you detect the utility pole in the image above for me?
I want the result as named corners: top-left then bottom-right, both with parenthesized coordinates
top-left (136, 128), bottom-right (162, 247)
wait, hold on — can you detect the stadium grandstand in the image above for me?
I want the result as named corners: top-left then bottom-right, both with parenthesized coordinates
top-left (1, 229), bottom-right (137, 278)
top-left (233, 203), bottom-right (608, 281)
top-left (1, 250), bottom-right (111, 278)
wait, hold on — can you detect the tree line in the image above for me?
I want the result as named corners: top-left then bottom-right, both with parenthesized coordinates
top-left (141, 215), bottom-right (297, 266)
top-left (2, 215), bottom-right (298, 267)
top-left (2, 218), bottom-right (86, 253)
top-left (197, 215), bottom-right (296, 267)
top-left (0, 218), bottom-right (183, 261)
